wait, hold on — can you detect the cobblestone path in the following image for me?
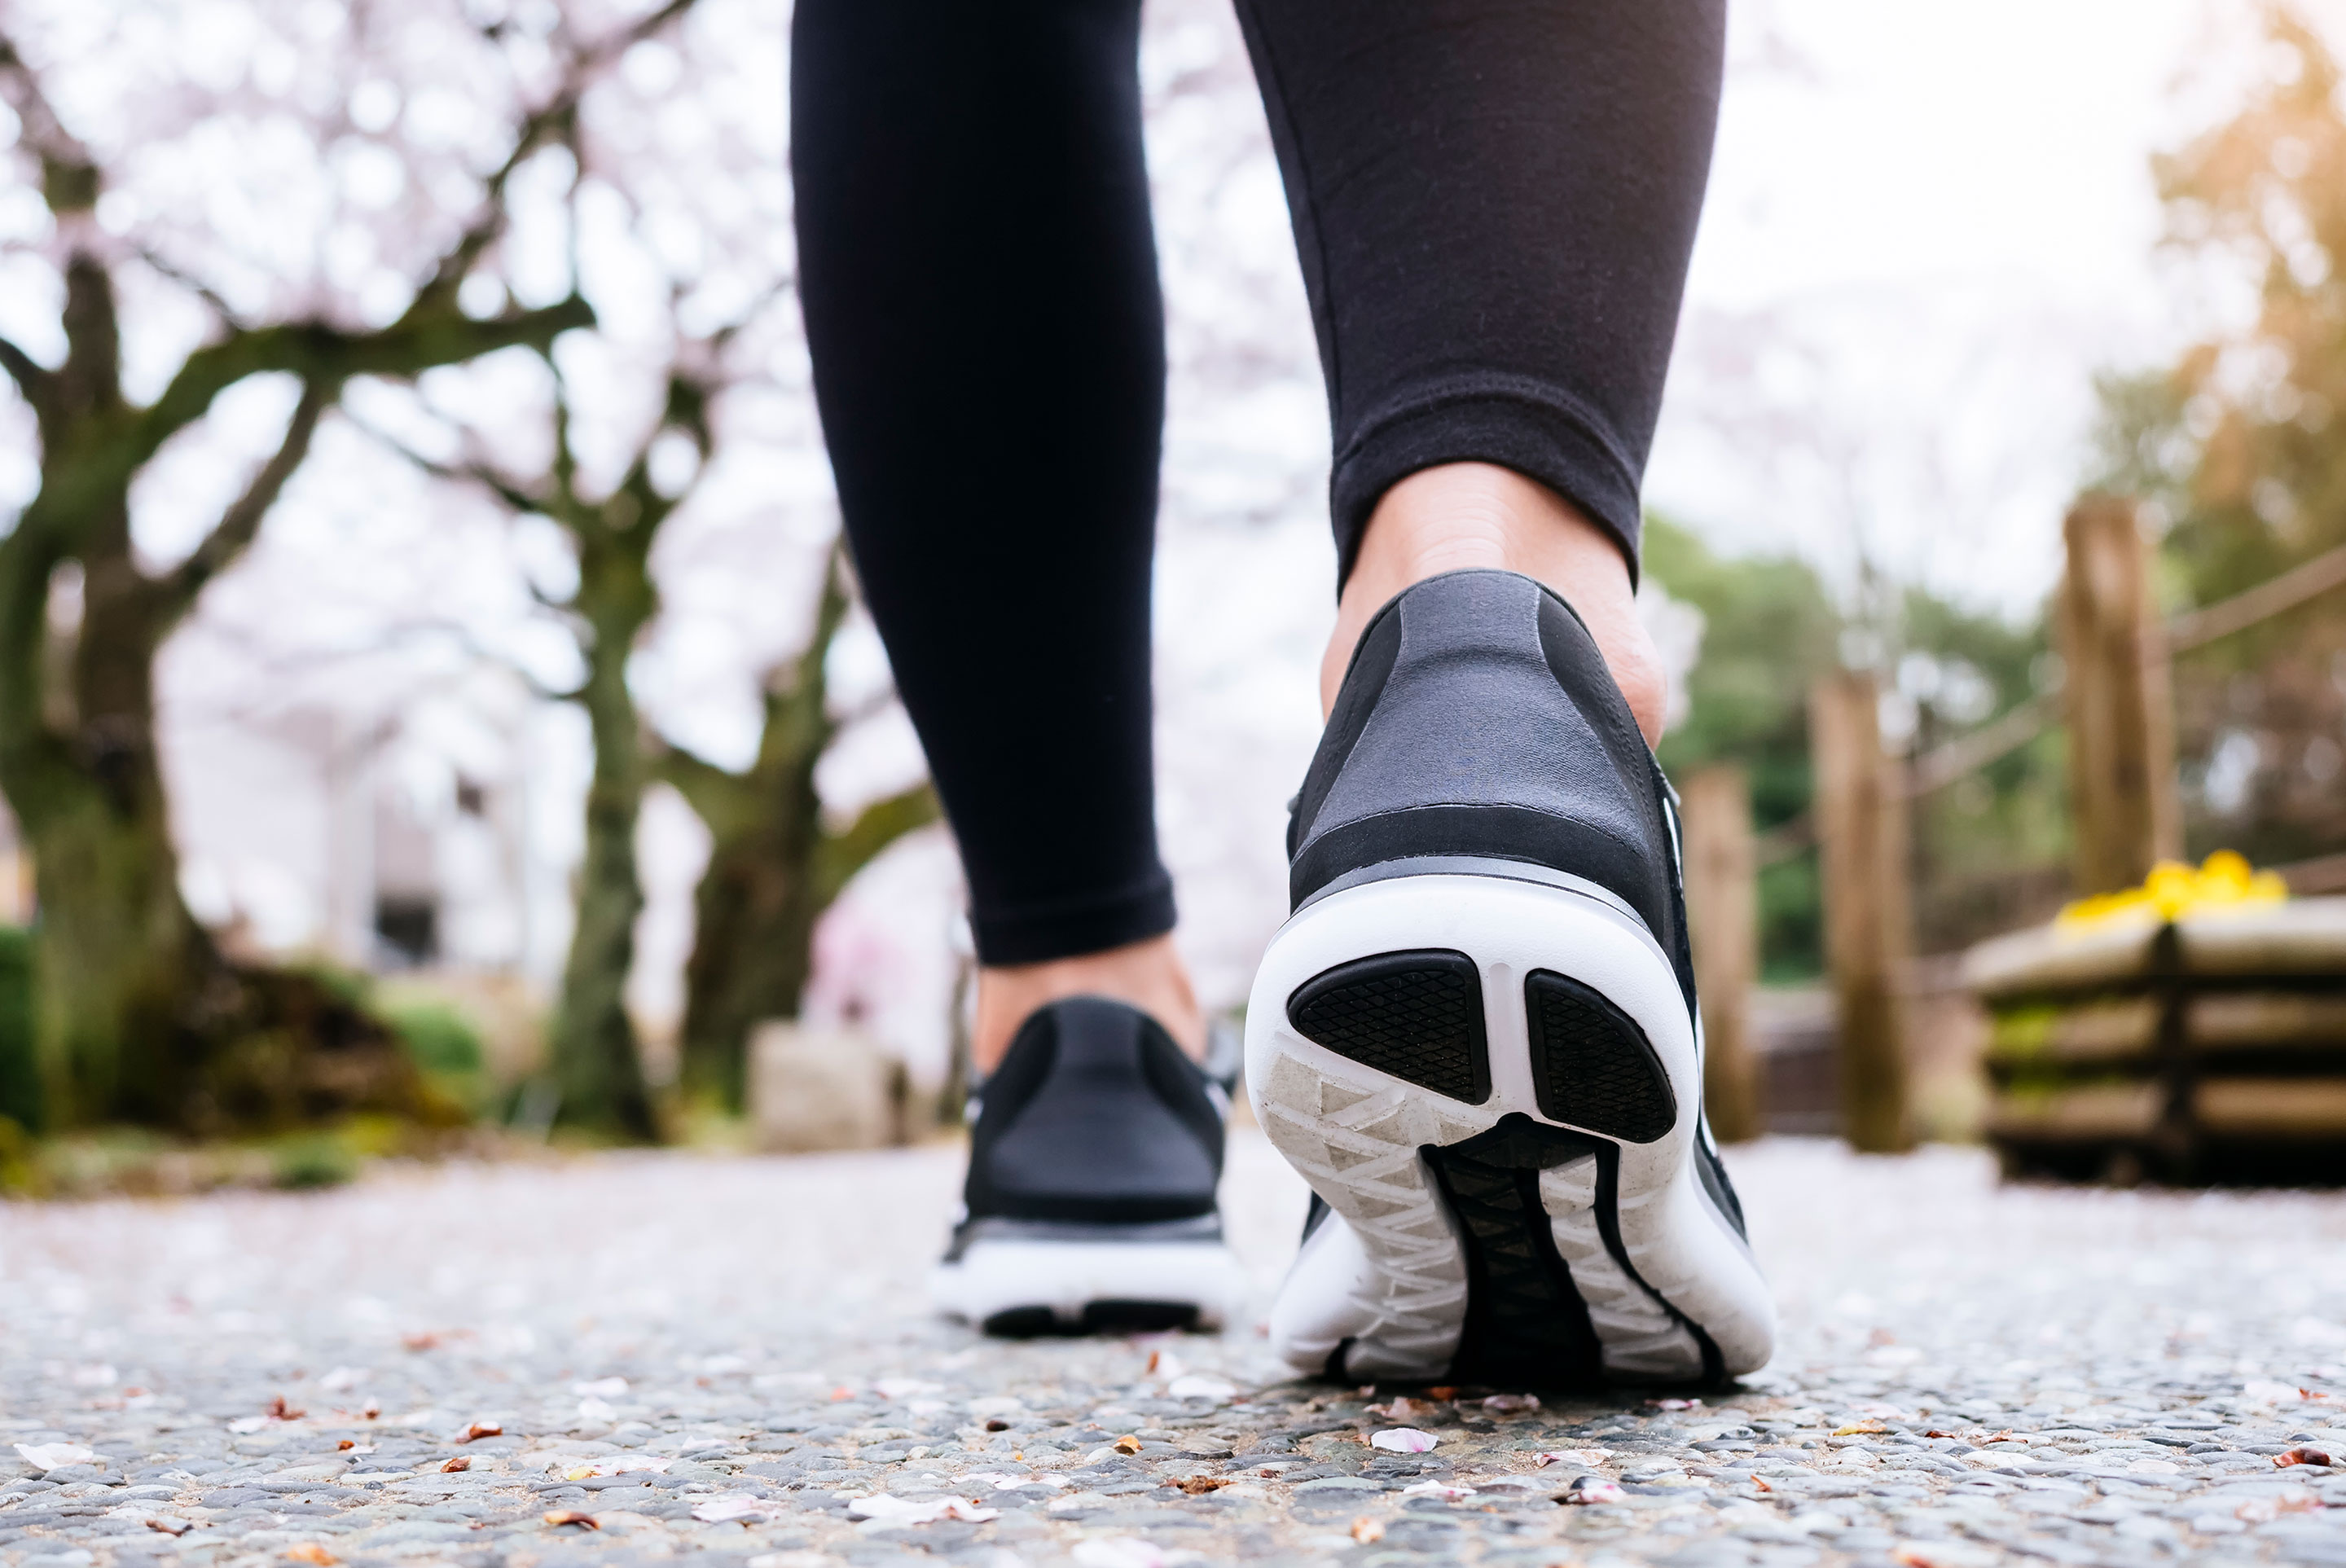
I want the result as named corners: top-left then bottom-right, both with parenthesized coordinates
top-left (7, 1134), bottom-right (2346, 1568)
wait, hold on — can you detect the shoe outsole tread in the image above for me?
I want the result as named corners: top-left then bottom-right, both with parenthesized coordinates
top-left (1250, 868), bottom-right (1774, 1388)
top-left (1287, 950), bottom-right (1490, 1105)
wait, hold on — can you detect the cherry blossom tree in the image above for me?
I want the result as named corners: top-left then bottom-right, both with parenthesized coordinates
top-left (0, 0), bottom-right (700, 1130)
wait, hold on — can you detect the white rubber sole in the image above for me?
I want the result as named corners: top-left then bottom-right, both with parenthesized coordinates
top-left (1245, 869), bottom-right (1774, 1385)
top-left (930, 1235), bottom-right (1246, 1336)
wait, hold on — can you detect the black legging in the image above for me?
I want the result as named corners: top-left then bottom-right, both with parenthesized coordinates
top-left (793, 0), bottom-right (1724, 966)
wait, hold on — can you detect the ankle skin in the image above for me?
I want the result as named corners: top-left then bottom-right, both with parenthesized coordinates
top-left (1325, 463), bottom-right (1665, 744)
top-left (973, 933), bottom-right (1206, 1073)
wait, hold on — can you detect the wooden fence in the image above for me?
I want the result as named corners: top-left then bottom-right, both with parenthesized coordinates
top-left (1688, 496), bottom-right (2346, 1146)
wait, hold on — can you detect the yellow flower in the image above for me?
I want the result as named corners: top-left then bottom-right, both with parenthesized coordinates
top-left (2054, 850), bottom-right (2288, 929)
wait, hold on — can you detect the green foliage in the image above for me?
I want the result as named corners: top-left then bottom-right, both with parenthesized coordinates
top-left (1647, 516), bottom-right (1843, 978)
top-left (269, 1131), bottom-right (360, 1190)
top-left (2090, 2), bottom-right (2346, 864)
top-left (389, 1001), bottom-right (485, 1078)
top-left (1648, 516), bottom-right (1843, 828)
top-left (1896, 588), bottom-right (2071, 948)
top-left (1648, 516), bottom-right (2068, 965)
top-left (0, 925), bottom-right (36, 1133)
top-left (2124, 7), bottom-right (2346, 600)
top-left (386, 999), bottom-right (487, 1118)
top-left (0, 1113), bottom-right (38, 1195)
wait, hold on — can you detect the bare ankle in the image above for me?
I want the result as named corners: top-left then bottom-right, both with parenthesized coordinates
top-left (972, 933), bottom-right (1206, 1074)
top-left (1323, 463), bottom-right (1667, 744)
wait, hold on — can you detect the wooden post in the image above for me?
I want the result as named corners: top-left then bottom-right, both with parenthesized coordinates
top-left (1810, 669), bottom-right (1916, 1153)
top-left (1679, 766), bottom-right (1763, 1143)
top-left (2059, 494), bottom-right (2181, 895)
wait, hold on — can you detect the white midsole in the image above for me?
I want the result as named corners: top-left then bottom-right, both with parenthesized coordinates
top-left (931, 1237), bottom-right (1246, 1329)
top-left (1246, 871), bottom-right (1775, 1381)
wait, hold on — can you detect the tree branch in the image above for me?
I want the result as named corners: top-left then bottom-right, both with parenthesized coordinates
top-left (650, 740), bottom-right (753, 829)
top-left (155, 379), bottom-right (330, 621)
top-left (0, 336), bottom-right (45, 406)
top-left (344, 408), bottom-right (547, 518)
top-left (125, 292), bottom-right (594, 495)
top-left (176, 610), bottom-right (583, 707)
top-left (0, 29), bottom-right (102, 217)
top-left (814, 784), bottom-right (940, 908)
top-left (134, 245), bottom-right (245, 332)
top-left (420, 0), bottom-right (704, 303)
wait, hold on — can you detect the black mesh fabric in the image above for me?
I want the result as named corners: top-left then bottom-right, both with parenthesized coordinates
top-left (1286, 950), bottom-right (1489, 1104)
top-left (1424, 1113), bottom-right (1604, 1386)
top-left (1525, 970), bottom-right (1676, 1143)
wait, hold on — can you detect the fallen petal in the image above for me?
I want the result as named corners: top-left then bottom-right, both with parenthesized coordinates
top-left (2276, 1447), bottom-right (2334, 1469)
top-left (692, 1495), bottom-right (771, 1523)
top-left (13, 1443), bottom-right (98, 1472)
top-left (2244, 1380), bottom-right (2307, 1404)
top-left (1114, 1434), bottom-right (1144, 1455)
top-left (937, 1498), bottom-right (999, 1522)
top-left (283, 1545), bottom-right (337, 1566)
top-left (848, 1494), bottom-right (926, 1522)
top-left (1561, 1477), bottom-right (1625, 1506)
top-left (1370, 1428), bottom-right (1438, 1454)
top-left (1350, 1517), bottom-right (1386, 1544)
top-left (1535, 1448), bottom-right (1612, 1469)
top-left (1482, 1395), bottom-right (1540, 1414)
top-left (563, 1454), bottom-right (671, 1480)
top-left (146, 1517), bottom-right (192, 1537)
top-left (1398, 1482), bottom-right (1476, 1501)
top-left (543, 1511), bottom-right (599, 1529)
top-left (456, 1423), bottom-right (503, 1444)
top-left (440, 1458), bottom-right (469, 1474)
top-left (847, 1494), bottom-right (999, 1526)
top-left (1072, 1539), bottom-right (1165, 1568)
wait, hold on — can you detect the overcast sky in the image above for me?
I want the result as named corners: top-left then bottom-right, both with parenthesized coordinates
top-left (1649, 0), bottom-right (2241, 613)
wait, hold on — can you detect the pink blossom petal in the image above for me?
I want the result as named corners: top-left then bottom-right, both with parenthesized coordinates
top-left (1369, 1428), bottom-right (1439, 1453)
top-left (692, 1495), bottom-right (772, 1524)
top-left (1535, 1447), bottom-right (1612, 1468)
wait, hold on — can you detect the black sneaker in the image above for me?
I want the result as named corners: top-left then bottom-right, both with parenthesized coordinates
top-left (931, 996), bottom-right (1245, 1335)
top-left (1246, 569), bottom-right (1773, 1386)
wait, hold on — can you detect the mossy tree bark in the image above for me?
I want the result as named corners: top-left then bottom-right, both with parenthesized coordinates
top-left (540, 381), bottom-right (692, 1143)
top-left (0, 42), bottom-right (593, 1130)
top-left (381, 371), bottom-right (718, 1142)
top-left (661, 558), bottom-right (938, 1112)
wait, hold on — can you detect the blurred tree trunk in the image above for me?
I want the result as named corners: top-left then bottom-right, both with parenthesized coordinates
top-left (662, 560), bottom-right (937, 1111)
top-left (381, 370), bottom-right (714, 1141)
top-left (0, 211), bottom-right (585, 1130)
top-left (540, 390), bottom-right (671, 1143)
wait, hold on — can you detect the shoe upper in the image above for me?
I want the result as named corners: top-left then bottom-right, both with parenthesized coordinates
top-left (1289, 569), bottom-right (1695, 1022)
top-left (960, 997), bottom-right (1227, 1229)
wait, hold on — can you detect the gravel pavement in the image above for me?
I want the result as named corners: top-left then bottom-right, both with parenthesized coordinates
top-left (7, 1132), bottom-right (2346, 1568)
